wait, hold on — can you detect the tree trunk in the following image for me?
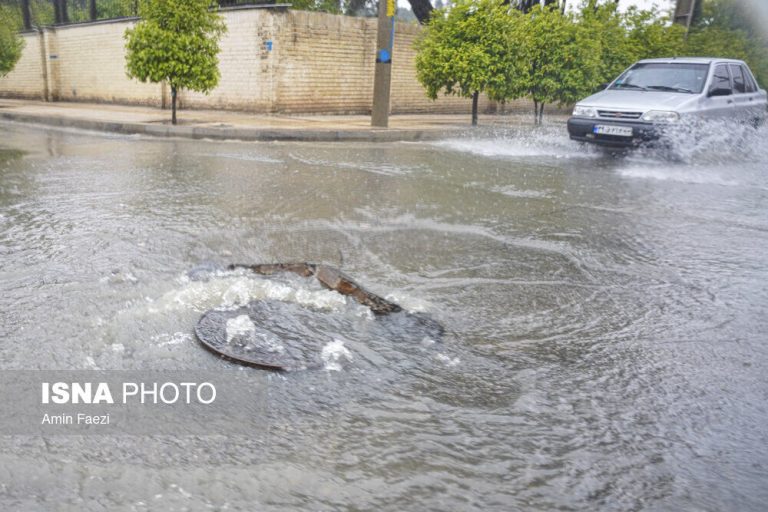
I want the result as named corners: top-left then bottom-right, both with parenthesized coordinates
top-left (89, 0), bottom-right (97, 20)
top-left (54, 0), bottom-right (62, 24)
top-left (61, 0), bottom-right (69, 23)
top-left (471, 91), bottom-right (479, 127)
top-left (533, 99), bottom-right (538, 125)
top-left (171, 86), bottom-right (177, 125)
top-left (538, 102), bottom-right (545, 124)
top-left (346, 0), bottom-right (367, 15)
top-left (21, 0), bottom-right (31, 30)
top-left (407, 0), bottom-right (434, 24)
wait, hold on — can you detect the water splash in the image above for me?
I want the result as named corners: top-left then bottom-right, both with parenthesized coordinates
top-left (652, 118), bottom-right (768, 165)
top-left (617, 119), bottom-right (768, 184)
top-left (321, 340), bottom-right (353, 371)
top-left (434, 125), bottom-right (601, 160)
top-left (146, 270), bottom-right (350, 314)
top-left (617, 165), bottom-right (740, 186)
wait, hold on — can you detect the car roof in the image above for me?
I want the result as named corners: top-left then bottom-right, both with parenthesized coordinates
top-left (638, 57), bottom-right (746, 65)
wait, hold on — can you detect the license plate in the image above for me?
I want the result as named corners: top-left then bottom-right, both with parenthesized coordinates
top-left (593, 125), bottom-right (633, 137)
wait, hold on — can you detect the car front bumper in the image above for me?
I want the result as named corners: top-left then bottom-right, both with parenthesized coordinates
top-left (567, 117), bottom-right (660, 148)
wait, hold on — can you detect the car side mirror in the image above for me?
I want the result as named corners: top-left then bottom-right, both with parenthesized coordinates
top-left (708, 87), bottom-right (732, 97)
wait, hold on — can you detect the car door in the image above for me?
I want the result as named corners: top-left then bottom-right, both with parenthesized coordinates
top-left (728, 64), bottom-right (753, 120)
top-left (701, 63), bottom-right (734, 119)
top-left (739, 64), bottom-right (765, 120)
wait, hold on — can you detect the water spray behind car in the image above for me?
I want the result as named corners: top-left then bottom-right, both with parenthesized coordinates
top-left (568, 57), bottom-right (767, 155)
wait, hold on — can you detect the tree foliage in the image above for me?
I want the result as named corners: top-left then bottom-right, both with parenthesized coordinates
top-left (415, 0), bottom-right (768, 125)
top-left (416, 0), bottom-right (521, 100)
top-left (291, 0), bottom-right (342, 15)
top-left (0, 6), bottom-right (24, 78)
top-left (415, 0), bottom-right (527, 124)
top-left (416, 0), bottom-right (601, 124)
top-left (520, 5), bottom-right (601, 123)
top-left (686, 0), bottom-right (768, 87)
top-left (623, 7), bottom-right (685, 60)
top-left (125, 0), bottom-right (226, 124)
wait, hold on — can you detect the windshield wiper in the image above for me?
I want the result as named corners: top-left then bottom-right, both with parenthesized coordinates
top-left (612, 83), bottom-right (648, 91)
top-left (647, 85), bottom-right (694, 93)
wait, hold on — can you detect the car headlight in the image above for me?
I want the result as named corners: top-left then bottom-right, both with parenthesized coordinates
top-left (573, 105), bottom-right (597, 118)
top-left (641, 110), bottom-right (680, 123)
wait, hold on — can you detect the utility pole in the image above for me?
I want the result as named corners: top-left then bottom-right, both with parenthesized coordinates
top-left (371, 0), bottom-right (395, 128)
top-left (673, 0), bottom-right (698, 33)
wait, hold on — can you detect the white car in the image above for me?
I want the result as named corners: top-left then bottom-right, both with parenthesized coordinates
top-left (567, 57), bottom-right (767, 148)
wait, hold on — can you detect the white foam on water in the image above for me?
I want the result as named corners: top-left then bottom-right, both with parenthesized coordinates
top-left (490, 185), bottom-right (552, 198)
top-left (226, 315), bottom-right (257, 343)
top-left (436, 353), bottom-right (461, 367)
top-left (226, 315), bottom-right (285, 354)
top-left (199, 152), bottom-right (283, 164)
top-left (152, 332), bottom-right (193, 347)
top-left (288, 153), bottom-right (420, 177)
top-left (147, 273), bottom-right (348, 314)
top-left (385, 292), bottom-right (430, 313)
top-left (617, 165), bottom-right (740, 186)
top-left (321, 339), bottom-right (353, 371)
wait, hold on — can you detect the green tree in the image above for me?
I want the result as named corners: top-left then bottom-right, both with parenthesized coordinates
top-left (0, 6), bottom-right (24, 77)
top-left (579, 3), bottom-right (687, 85)
top-left (519, 5), bottom-right (601, 123)
top-left (623, 6), bottom-right (685, 60)
top-left (415, 0), bottom-right (527, 126)
top-left (686, 0), bottom-right (768, 87)
top-left (98, 0), bottom-right (139, 19)
top-left (125, 0), bottom-right (226, 125)
top-left (579, 2), bottom-right (635, 86)
top-left (291, 0), bottom-right (342, 14)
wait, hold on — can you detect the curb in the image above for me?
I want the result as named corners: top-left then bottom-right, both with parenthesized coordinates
top-left (0, 110), bottom-right (468, 143)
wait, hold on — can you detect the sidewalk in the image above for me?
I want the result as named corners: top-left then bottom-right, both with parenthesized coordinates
top-left (0, 98), bottom-right (545, 142)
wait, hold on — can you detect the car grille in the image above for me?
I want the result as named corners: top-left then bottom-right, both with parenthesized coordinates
top-left (598, 110), bottom-right (643, 120)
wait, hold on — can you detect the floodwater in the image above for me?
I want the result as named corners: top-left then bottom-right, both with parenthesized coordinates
top-left (1, 120), bottom-right (767, 511)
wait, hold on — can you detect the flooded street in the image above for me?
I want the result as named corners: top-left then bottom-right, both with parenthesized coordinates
top-left (1, 121), bottom-right (768, 511)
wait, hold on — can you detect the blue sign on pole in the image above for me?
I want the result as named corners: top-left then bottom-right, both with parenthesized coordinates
top-left (377, 49), bottom-right (391, 64)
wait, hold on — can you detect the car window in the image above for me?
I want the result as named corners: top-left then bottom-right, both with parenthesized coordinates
top-left (742, 66), bottom-right (758, 93)
top-left (611, 63), bottom-right (709, 93)
top-left (729, 65), bottom-right (746, 93)
top-left (711, 64), bottom-right (731, 93)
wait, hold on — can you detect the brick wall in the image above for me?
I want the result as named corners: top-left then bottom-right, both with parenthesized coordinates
top-left (180, 9), bottom-right (276, 112)
top-left (0, 8), bottom-right (520, 115)
top-left (273, 11), bottom-right (376, 114)
top-left (0, 32), bottom-right (45, 100)
top-left (53, 21), bottom-right (161, 105)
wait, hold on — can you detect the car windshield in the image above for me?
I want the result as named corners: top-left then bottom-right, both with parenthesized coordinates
top-left (610, 63), bottom-right (710, 94)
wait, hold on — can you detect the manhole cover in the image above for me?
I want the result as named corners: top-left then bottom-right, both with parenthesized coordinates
top-left (194, 263), bottom-right (443, 370)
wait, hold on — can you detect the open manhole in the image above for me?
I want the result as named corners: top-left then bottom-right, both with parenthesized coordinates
top-left (194, 263), bottom-right (443, 371)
